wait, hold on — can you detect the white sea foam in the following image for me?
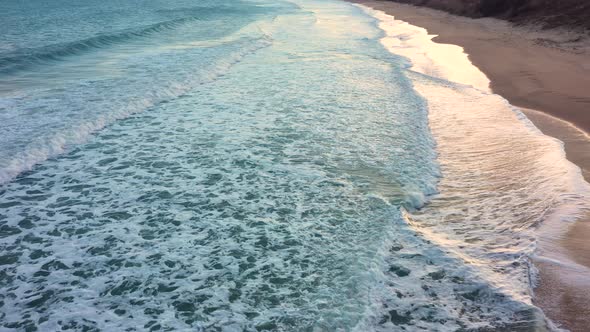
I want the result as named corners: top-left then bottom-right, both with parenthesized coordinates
top-left (0, 26), bottom-right (273, 185)
top-left (358, 2), bottom-right (590, 327)
top-left (1, 0), bottom-right (585, 330)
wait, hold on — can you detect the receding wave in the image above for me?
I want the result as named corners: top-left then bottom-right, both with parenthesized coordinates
top-left (358, 4), bottom-right (590, 329)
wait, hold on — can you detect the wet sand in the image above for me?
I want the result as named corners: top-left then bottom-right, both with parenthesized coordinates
top-left (348, 0), bottom-right (590, 330)
top-left (350, 0), bottom-right (590, 175)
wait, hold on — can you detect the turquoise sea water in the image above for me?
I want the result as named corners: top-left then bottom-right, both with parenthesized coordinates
top-left (1, 0), bottom-right (588, 330)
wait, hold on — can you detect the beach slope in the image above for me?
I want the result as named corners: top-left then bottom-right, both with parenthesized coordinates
top-left (349, 1), bottom-right (590, 330)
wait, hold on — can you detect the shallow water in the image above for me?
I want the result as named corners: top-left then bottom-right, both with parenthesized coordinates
top-left (0, 0), bottom-right (588, 330)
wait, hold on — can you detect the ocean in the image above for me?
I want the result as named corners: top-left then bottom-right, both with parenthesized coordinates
top-left (0, 0), bottom-right (588, 330)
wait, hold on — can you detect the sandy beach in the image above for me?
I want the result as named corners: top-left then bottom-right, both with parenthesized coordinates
top-left (349, 0), bottom-right (590, 330)
top-left (351, 0), bottom-right (590, 176)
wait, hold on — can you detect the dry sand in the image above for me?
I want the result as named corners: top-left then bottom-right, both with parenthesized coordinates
top-left (348, 1), bottom-right (590, 330)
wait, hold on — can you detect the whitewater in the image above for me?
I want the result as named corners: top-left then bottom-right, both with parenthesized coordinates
top-left (0, 0), bottom-right (588, 330)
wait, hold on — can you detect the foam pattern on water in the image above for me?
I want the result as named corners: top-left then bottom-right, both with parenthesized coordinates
top-left (360, 4), bottom-right (590, 329)
top-left (0, 0), bottom-right (285, 184)
top-left (406, 76), bottom-right (590, 297)
top-left (0, 0), bottom-right (571, 330)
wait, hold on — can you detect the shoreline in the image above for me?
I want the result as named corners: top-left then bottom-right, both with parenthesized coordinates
top-left (351, 0), bottom-right (590, 181)
top-left (349, 1), bottom-right (590, 330)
